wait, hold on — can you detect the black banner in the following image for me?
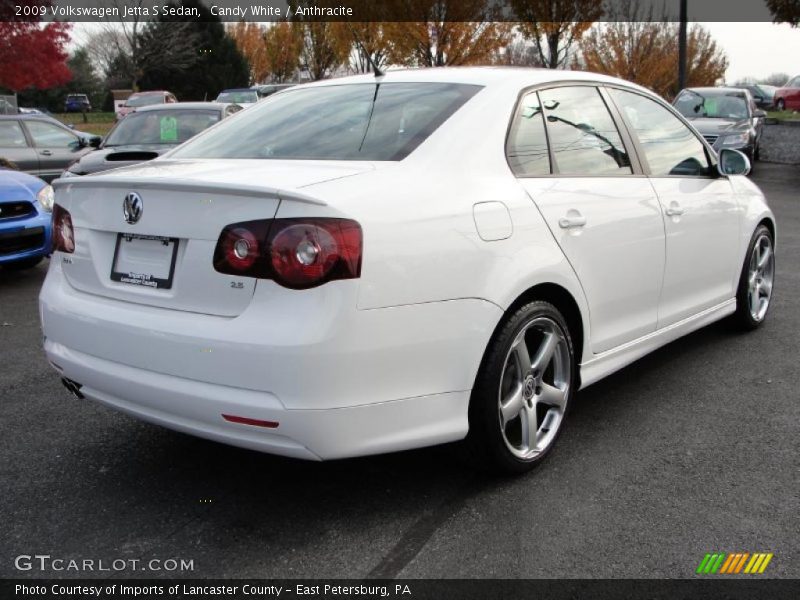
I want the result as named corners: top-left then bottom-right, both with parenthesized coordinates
top-left (3, 579), bottom-right (800, 600)
top-left (0, 0), bottom-right (791, 23)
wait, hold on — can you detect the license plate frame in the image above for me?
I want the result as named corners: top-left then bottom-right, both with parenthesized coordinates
top-left (110, 233), bottom-right (179, 290)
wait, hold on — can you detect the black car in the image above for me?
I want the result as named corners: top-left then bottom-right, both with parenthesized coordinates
top-left (0, 115), bottom-right (100, 182)
top-left (673, 87), bottom-right (766, 163)
top-left (62, 102), bottom-right (241, 177)
top-left (734, 84), bottom-right (775, 110)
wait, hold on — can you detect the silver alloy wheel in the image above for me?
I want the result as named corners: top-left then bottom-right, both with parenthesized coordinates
top-left (497, 317), bottom-right (571, 459)
top-left (748, 234), bottom-right (775, 322)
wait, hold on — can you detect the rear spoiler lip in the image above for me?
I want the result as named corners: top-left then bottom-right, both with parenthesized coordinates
top-left (51, 176), bottom-right (327, 206)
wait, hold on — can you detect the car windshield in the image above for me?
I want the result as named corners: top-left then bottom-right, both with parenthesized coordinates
top-left (216, 91), bottom-right (258, 104)
top-left (172, 82), bottom-right (481, 161)
top-left (104, 109), bottom-right (220, 146)
top-left (674, 91), bottom-right (749, 119)
top-left (126, 94), bottom-right (165, 108)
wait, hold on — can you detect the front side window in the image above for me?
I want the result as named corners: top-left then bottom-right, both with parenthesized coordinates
top-left (171, 83), bottom-right (481, 162)
top-left (507, 91), bottom-right (550, 176)
top-left (25, 120), bottom-right (78, 148)
top-left (538, 86), bottom-right (632, 176)
top-left (609, 89), bottom-right (711, 177)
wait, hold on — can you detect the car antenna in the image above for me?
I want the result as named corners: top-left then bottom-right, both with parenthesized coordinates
top-left (345, 20), bottom-right (384, 78)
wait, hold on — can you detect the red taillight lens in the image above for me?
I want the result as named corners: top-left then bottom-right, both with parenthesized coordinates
top-left (52, 204), bottom-right (75, 254)
top-left (213, 218), bottom-right (362, 289)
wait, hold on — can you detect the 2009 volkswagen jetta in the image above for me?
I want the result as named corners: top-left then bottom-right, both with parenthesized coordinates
top-left (40, 68), bottom-right (776, 473)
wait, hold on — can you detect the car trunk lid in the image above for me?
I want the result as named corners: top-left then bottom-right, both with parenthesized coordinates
top-left (51, 159), bottom-right (374, 316)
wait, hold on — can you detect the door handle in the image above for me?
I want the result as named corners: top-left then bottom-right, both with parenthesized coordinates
top-left (665, 202), bottom-right (684, 217)
top-left (558, 212), bottom-right (587, 229)
top-left (40, 150), bottom-right (52, 156)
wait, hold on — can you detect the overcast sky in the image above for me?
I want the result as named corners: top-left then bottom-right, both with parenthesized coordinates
top-left (71, 21), bottom-right (800, 86)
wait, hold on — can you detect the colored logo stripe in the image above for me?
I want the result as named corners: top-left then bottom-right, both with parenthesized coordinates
top-left (697, 552), bottom-right (774, 574)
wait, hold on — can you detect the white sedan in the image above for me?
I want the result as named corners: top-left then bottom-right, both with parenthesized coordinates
top-left (41, 68), bottom-right (776, 473)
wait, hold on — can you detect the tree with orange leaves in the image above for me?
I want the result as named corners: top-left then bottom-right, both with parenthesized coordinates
top-left (263, 22), bottom-right (304, 83)
top-left (578, 18), bottom-right (728, 99)
top-left (511, 0), bottom-right (604, 69)
top-left (383, 1), bottom-right (512, 67)
top-left (228, 22), bottom-right (271, 84)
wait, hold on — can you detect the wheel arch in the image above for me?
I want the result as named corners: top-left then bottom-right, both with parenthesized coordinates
top-left (476, 283), bottom-right (587, 391)
top-left (758, 216), bottom-right (776, 248)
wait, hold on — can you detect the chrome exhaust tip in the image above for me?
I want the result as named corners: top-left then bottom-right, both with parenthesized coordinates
top-left (61, 377), bottom-right (84, 400)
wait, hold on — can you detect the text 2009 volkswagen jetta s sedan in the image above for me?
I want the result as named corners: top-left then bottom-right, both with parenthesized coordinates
top-left (40, 68), bottom-right (776, 473)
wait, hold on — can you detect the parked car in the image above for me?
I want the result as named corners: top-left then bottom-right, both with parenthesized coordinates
top-left (41, 69), bottom-right (775, 473)
top-left (0, 115), bottom-right (99, 182)
top-left (116, 91), bottom-right (178, 121)
top-left (734, 84), bottom-right (775, 110)
top-left (63, 103), bottom-right (242, 177)
top-left (773, 75), bottom-right (800, 111)
top-left (254, 83), bottom-right (296, 98)
top-left (0, 167), bottom-right (53, 270)
top-left (215, 88), bottom-right (259, 107)
top-left (673, 87), bottom-right (765, 163)
top-left (64, 94), bottom-right (91, 113)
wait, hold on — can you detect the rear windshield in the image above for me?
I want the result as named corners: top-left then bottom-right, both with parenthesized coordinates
top-left (172, 82), bottom-right (482, 161)
top-left (216, 90), bottom-right (258, 104)
top-left (104, 110), bottom-right (220, 146)
top-left (127, 94), bottom-right (164, 108)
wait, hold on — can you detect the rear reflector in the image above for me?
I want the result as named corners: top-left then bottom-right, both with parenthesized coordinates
top-left (221, 414), bottom-right (279, 428)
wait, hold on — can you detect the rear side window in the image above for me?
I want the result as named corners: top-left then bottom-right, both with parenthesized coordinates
top-left (172, 83), bottom-right (481, 161)
top-left (507, 92), bottom-right (551, 176)
top-left (539, 86), bottom-right (632, 176)
top-left (609, 88), bottom-right (711, 177)
top-left (0, 121), bottom-right (27, 147)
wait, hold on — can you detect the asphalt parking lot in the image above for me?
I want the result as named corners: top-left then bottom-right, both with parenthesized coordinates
top-left (1, 163), bottom-right (798, 580)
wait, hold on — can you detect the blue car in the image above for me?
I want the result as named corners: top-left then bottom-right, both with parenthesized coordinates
top-left (0, 168), bottom-right (53, 270)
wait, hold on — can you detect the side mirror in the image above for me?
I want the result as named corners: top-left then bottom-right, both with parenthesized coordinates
top-left (89, 136), bottom-right (102, 148)
top-left (753, 109), bottom-right (767, 118)
top-left (717, 148), bottom-right (751, 177)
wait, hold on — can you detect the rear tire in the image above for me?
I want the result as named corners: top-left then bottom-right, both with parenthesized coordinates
top-left (732, 225), bottom-right (775, 330)
top-left (462, 301), bottom-right (577, 474)
top-left (2, 256), bottom-right (43, 271)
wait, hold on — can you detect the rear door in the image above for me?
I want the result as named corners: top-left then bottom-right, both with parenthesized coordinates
top-left (509, 85), bottom-right (666, 354)
top-left (0, 120), bottom-right (39, 175)
top-left (606, 88), bottom-right (740, 329)
top-left (22, 119), bottom-right (85, 181)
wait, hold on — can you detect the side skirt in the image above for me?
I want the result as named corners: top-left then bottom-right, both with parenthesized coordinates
top-left (578, 299), bottom-right (736, 389)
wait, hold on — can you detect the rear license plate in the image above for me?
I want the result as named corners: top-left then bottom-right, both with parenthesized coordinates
top-left (110, 233), bottom-right (179, 289)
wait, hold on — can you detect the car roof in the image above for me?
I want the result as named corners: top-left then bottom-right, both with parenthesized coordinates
top-left (294, 66), bottom-right (656, 95)
top-left (130, 91), bottom-right (170, 96)
top-left (132, 102), bottom-right (231, 113)
top-left (681, 86), bottom-right (747, 95)
top-left (218, 88), bottom-right (256, 93)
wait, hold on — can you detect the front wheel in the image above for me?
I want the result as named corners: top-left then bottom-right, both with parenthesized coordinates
top-left (776, 98), bottom-right (785, 112)
top-left (463, 301), bottom-right (576, 474)
top-left (732, 225), bottom-right (775, 330)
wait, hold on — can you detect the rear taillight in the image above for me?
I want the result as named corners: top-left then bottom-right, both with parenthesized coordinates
top-left (213, 218), bottom-right (362, 290)
top-left (52, 204), bottom-right (75, 254)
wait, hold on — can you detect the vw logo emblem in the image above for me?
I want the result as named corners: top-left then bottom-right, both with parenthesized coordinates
top-left (523, 375), bottom-right (536, 400)
top-left (123, 192), bottom-right (143, 224)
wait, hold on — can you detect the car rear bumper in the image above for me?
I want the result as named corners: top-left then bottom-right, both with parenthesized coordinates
top-left (45, 340), bottom-right (470, 460)
top-left (40, 260), bottom-right (502, 459)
